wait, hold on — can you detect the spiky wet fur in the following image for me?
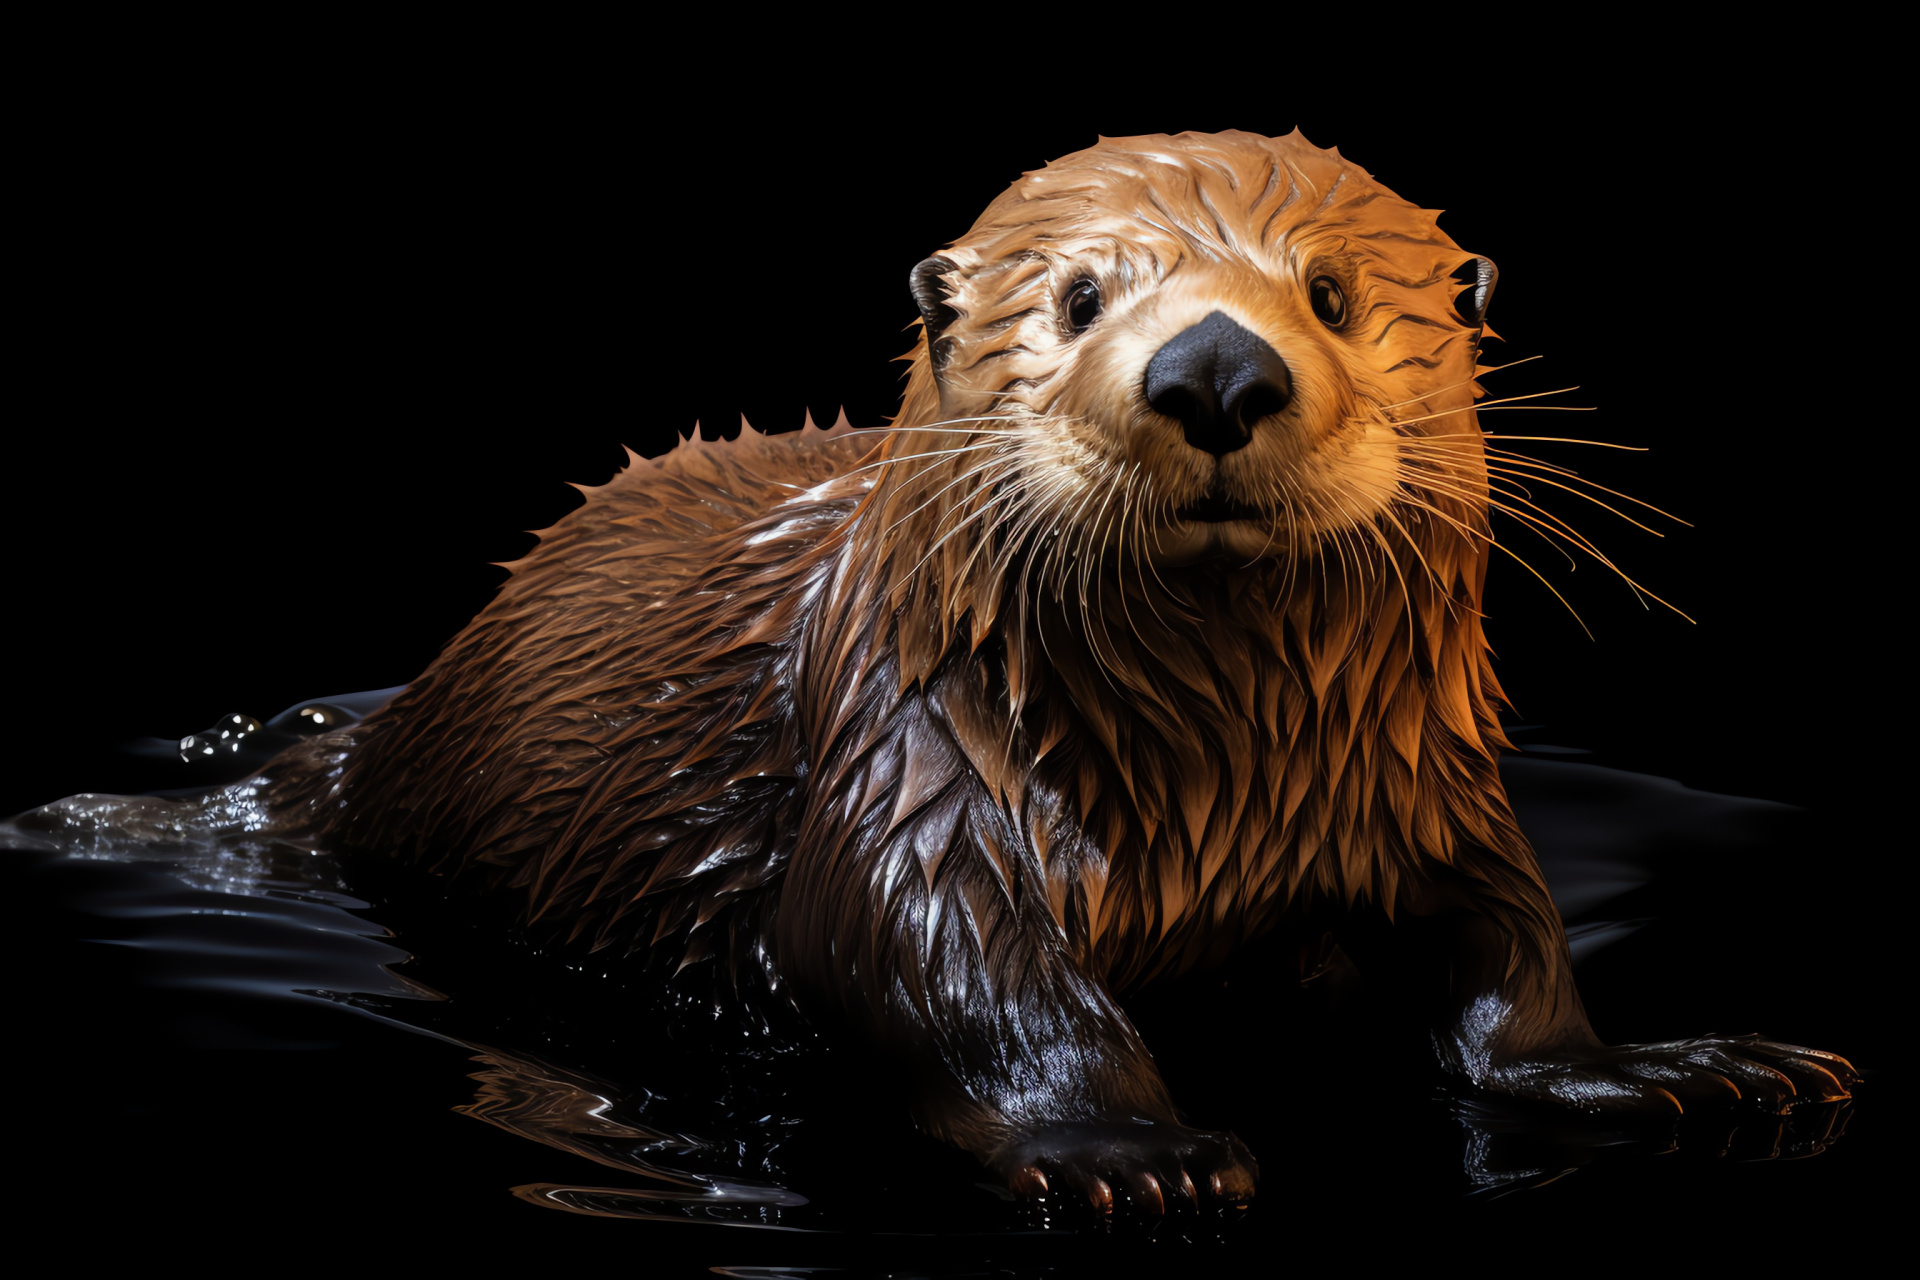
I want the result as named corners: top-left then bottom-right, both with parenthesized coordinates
top-left (261, 131), bottom-right (1575, 1150)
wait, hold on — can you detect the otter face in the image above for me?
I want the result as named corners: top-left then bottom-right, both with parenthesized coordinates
top-left (908, 130), bottom-right (1496, 571)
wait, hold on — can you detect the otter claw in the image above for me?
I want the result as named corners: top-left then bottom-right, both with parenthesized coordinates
top-left (1129, 1172), bottom-right (1165, 1215)
top-left (1010, 1165), bottom-right (1048, 1196)
top-left (1787, 1059), bottom-right (1846, 1097)
top-left (1087, 1175), bottom-right (1113, 1213)
top-left (991, 1120), bottom-right (1256, 1214)
top-left (1207, 1160), bottom-right (1256, 1201)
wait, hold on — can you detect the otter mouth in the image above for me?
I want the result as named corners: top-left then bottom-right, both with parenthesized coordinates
top-left (1174, 493), bottom-right (1267, 524)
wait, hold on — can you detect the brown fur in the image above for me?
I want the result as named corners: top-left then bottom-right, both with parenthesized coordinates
top-left (261, 131), bottom-right (1598, 1162)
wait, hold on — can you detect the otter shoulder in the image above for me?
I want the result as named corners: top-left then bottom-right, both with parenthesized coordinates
top-left (573, 414), bottom-right (873, 548)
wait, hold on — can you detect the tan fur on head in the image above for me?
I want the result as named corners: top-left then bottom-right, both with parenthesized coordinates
top-left (890, 129), bottom-right (1491, 576)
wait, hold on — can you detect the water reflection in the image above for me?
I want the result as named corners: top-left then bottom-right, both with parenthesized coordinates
top-left (0, 695), bottom-right (1869, 1261)
top-left (1451, 1090), bottom-right (1853, 1195)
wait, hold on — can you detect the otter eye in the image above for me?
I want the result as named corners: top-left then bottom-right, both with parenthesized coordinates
top-left (1065, 279), bottom-right (1102, 334)
top-left (1309, 276), bottom-right (1347, 329)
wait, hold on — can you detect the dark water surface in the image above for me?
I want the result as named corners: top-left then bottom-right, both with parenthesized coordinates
top-left (16, 43), bottom-right (1910, 1269)
top-left (3, 695), bottom-right (1895, 1272)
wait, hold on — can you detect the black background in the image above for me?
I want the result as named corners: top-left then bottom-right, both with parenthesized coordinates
top-left (8, 26), bottom-right (1900, 1266)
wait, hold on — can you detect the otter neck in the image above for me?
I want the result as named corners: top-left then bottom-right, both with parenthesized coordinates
top-left (812, 427), bottom-right (1527, 987)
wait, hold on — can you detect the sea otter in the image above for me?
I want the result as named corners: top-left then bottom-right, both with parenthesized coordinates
top-left (253, 130), bottom-right (1853, 1212)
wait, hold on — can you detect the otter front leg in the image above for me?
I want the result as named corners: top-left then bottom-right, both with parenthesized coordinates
top-left (898, 911), bottom-right (1258, 1212)
top-left (775, 720), bottom-right (1254, 1210)
top-left (1404, 851), bottom-right (1857, 1115)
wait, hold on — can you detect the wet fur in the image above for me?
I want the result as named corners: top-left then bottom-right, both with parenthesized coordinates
top-left (259, 131), bottom-right (1840, 1179)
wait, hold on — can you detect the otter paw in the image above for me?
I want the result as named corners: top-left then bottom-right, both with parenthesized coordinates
top-left (989, 1120), bottom-right (1257, 1214)
top-left (1493, 1034), bottom-right (1856, 1116)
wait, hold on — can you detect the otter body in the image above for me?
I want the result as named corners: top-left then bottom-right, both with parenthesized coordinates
top-left (261, 131), bottom-right (1852, 1209)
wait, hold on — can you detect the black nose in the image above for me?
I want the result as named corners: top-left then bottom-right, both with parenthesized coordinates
top-left (1143, 310), bottom-right (1293, 456)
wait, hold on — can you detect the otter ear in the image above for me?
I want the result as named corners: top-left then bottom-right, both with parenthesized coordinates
top-left (1451, 256), bottom-right (1498, 330)
top-left (910, 255), bottom-right (961, 342)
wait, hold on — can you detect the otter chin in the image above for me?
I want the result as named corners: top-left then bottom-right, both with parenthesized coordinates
top-left (250, 129), bottom-right (1854, 1213)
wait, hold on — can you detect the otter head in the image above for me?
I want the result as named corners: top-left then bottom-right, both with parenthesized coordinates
top-left (897, 130), bottom-right (1497, 572)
